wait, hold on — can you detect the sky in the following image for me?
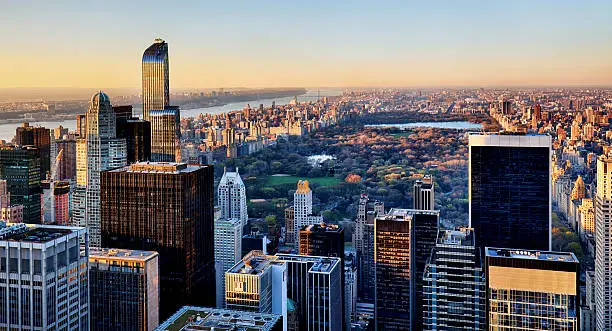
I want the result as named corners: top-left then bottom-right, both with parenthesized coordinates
top-left (1, 0), bottom-right (612, 89)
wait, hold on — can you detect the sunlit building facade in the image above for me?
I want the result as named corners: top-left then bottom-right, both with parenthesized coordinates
top-left (218, 168), bottom-right (248, 228)
top-left (150, 107), bottom-right (180, 162)
top-left (142, 38), bottom-right (169, 121)
top-left (485, 248), bottom-right (579, 331)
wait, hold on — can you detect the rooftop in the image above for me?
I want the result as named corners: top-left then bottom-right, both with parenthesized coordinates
top-left (382, 208), bottom-right (440, 220)
top-left (89, 248), bottom-right (158, 262)
top-left (300, 222), bottom-right (342, 233)
top-left (155, 306), bottom-right (281, 331)
top-left (275, 253), bottom-right (340, 274)
top-left (227, 251), bottom-right (280, 276)
top-left (438, 227), bottom-right (475, 246)
top-left (469, 133), bottom-right (551, 148)
top-left (0, 222), bottom-right (80, 243)
top-left (108, 162), bottom-right (208, 174)
top-left (485, 247), bottom-right (578, 263)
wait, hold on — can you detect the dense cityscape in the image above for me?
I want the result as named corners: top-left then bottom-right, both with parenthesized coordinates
top-left (3, 1), bottom-right (612, 330)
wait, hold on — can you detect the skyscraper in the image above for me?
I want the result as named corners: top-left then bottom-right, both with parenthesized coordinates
top-left (0, 223), bottom-right (89, 330)
top-left (142, 38), bottom-right (170, 121)
top-left (150, 107), bottom-right (180, 162)
top-left (299, 222), bottom-right (345, 259)
top-left (15, 122), bottom-right (51, 179)
top-left (100, 162), bottom-right (215, 318)
top-left (423, 227), bottom-right (485, 330)
top-left (74, 92), bottom-right (127, 248)
top-left (276, 254), bottom-right (343, 331)
top-left (353, 195), bottom-right (384, 303)
top-left (292, 180), bottom-right (323, 248)
top-left (485, 247), bottom-right (579, 330)
top-left (89, 248), bottom-right (160, 331)
top-left (214, 217), bottom-right (242, 308)
top-left (373, 209), bottom-right (439, 331)
top-left (225, 252), bottom-right (287, 330)
top-left (469, 133), bottom-right (551, 251)
top-left (413, 175), bottom-right (435, 210)
top-left (114, 105), bottom-right (151, 163)
top-left (0, 145), bottom-right (41, 223)
top-left (40, 180), bottom-right (70, 225)
top-left (374, 212), bottom-right (411, 330)
top-left (54, 139), bottom-right (76, 181)
top-left (595, 153), bottom-right (612, 330)
top-left (218, 168), bottom-right (249, 228)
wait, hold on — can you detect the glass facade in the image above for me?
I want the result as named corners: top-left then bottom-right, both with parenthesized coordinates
top-left (142, 39), bottom-right (170, 121)
top-left (0, 145), bottom-right (41, 224)
top-left (100, 163), bottom-right (215, 319)
top-left (150, 108), bottom-right (180, 162)
top-left (470, 138), bottom-right (551, 251)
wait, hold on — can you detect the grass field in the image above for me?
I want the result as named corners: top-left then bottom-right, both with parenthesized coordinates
top-left (265, 175), bottom-right (342, 187)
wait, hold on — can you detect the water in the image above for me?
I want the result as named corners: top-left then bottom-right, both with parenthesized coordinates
top-left (0, 89), bottom-right (342, 141)
top-left (365, 121), bottom-right (483, 130)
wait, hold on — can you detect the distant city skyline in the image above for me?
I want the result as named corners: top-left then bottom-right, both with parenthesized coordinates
top-left (2, 1), bottom-right (612, 89)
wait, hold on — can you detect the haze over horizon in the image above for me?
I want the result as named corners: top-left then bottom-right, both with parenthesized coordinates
top-left (2, 0), bottom-right (612, 89)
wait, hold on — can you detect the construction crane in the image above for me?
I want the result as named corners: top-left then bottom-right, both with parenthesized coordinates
top-left (41, 149), bottom-right (63, 224)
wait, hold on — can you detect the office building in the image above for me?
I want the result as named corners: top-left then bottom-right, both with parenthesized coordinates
top-left (293, 180), bottom-right (323, 248)
top-left (276, 254), bottom-right (343, 331)
top-left (413, 175), bottom-right (435, 210)
top-left (218, 168), bottom-right (249, 228)
top-left (76, 114), bottom-right (87, 137)
top-left (0, 223), bottom-right (89, 330)
top-left (156, 306), bottom-right (282, 331)
top-left (101, 162), bottom-right (215, 318)
top-left (150, 107), bottom-right (180, 162)
top-left (354, 195), bottom-right (384, 303)
top-left (40, 180), bottom-right (70, 225)
top-left (469, 133), bottom-right (551, 251)
top-left (242, 231), bottom-right (270, 257)
top-left (0, 145), bottom-right (41, 223)
top-left (423, 227), bottom-right (485, 330)
top-left (485, 247), bottom-right (579, 330)
top-left (114, 106), bottom-right (151, 163)
top-left (299, 222), bottom-right (344, 259)
top-left (225, 252), bottom-right (287, 330)
top-left (15, 122), bottom-right (50, 179)
top-left (345, 253), bottom-right (358, 331)
top-left (0, 180), bottom-right (9, 209)
top-left (142, 38), bottom-right (170, 121)
top-left (89, 248), bottom-right (160, 331)
top-left (54, 139), bottom-right (77, 181)
top-left (73, 92), bottom-right (127, 248)
top-left (284, 206), bottom-right (295, 244)
top-left (214, 217), bottom-right (242, 308)
top-left (596, 153), bottom-right (612, 330)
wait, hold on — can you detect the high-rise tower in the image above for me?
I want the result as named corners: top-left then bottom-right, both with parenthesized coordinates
top-left (142, 38), bottom-right (169, 121)
top-left (73, 92), bottom-right (126, 248)
top-left (596, 153), bottom-right (612, 330)
top-left (0, 145), bottom-right (41, 223)
top-left (218, 168), bottom-right (248, 227)
top-left (413, 175), bottom-right (435, 210)
top-left (469, 133), bottom-right (551, 251)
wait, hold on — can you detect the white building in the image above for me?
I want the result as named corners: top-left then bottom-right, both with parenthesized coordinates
top-left (293, 180), bottom-right (323, 248)
top-left (214, 217), bottom-right (242, 308)
top-left (218, 168), bottom-right (248, 228)
top-left (0, 222), bottom-right (89, 330)
top-left (595, 154), bottom-right (612, 330)
top-left (73, 92), bottom-right (127, 248)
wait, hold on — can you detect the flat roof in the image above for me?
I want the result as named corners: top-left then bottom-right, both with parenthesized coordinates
top-left (155, 306), bottom-right (281, 331)
top-left (107, 162), bottom-right (209, 174)
top-left (485, 247), bottom-right (578, 263)
top-left (469, 133), bottom-right (551, 148)
top-left (0, 223), bottom-right (82, 243)
top-left (301, 222), bottom-right (342, 233)
top-left (275, 253), bottom-right (340, 274)
top-left (227, 252), bottom-right (279, 276)
top-left (89, 248), bottom-right (158, 262)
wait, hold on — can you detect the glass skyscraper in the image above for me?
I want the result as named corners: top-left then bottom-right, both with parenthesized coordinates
top-left (142, 38), bottom-right (169, 121)
top-left (469, 133), bottom-right (551, 251)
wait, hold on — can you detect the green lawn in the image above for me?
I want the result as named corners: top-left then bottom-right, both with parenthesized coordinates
top-left (265, 175), bottom-right (341, 187)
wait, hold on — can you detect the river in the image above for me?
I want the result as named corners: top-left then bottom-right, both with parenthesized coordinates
top-left (0, 89), bottom-right (341, 142)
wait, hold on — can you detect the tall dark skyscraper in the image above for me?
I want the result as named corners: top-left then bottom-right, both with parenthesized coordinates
top-left (114, 105), bottom-right (151, 163)
top-left (299, 222), bottom-right (345, 259)
top-left (142, 38), bottom-right (170, 121)
top-left (469, 133), bottom-right (551, 251)
top-left (413, 175), bottom-right (434, 210)
top-left (15, 122), bottom-right (50, 179)
top-left (373, 208), bottom-right (439, 331)
top-left (0, 145), bottom-right (41, 223)
top-left (100, 162), bottom-right (215, 319)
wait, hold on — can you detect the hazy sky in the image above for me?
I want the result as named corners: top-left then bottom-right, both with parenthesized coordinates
top-left (1, 0), bottom-right (611, 88)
